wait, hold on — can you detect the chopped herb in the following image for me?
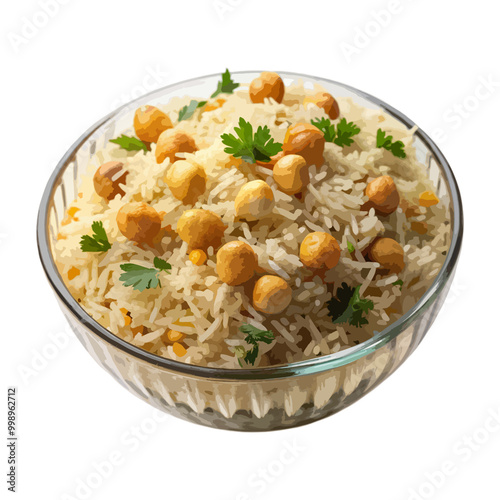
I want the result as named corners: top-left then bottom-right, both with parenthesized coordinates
top-left (178, 100), bottom-right (207, 121)
top-left (393, 279), bottom-right (404, 290)
top-left (376, 129), bottom-right (407, 158)
top-left (119, 257), bottom-right (171, 292)
top-left (211, 69), bottom-right (239, 98)
top-left (221, 117), bottom-right (282, 163)
top-left (237, 323), bottom-right (275, 366)
top-left (311, 117), bottom-right (360, 147)
top-left (347, 241), bottom-right (355, 253)
top-left (327, 283), bottom-right (374, 327)
top-left (79, 221), bottom-right (111, 253)
top-left (109, 135), bottom-right (148, 152)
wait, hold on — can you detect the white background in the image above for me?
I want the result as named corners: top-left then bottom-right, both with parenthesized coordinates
top-left (2, 1), bottom-right (499, 499)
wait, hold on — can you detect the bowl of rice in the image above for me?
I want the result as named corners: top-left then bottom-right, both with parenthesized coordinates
top-left (37, 71), bottom-right (463, 431)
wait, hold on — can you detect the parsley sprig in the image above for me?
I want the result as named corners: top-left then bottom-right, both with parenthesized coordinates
top-left (110, 135), bottom-right (148, 152)
top-left (376, 129), bottom-right (407, 158)
top-left (211, 69), bottom-right (239, 98)
top-left (119, 257), bottom-right (171, 292)
top-left (327, 283), bottom-right (374, 327)
top-left (221, 117), bottom-right (282, 163)
top-left (235, 324), bottom-right (275, 366)
top-left (80, 221), bottom-right (111, 253)
top-left (311, 117), bottom-right (361, 147)
top-left (178, 100), bottom-right (207, 121)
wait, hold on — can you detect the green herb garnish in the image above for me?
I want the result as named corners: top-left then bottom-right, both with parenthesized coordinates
top-left (221, 117), bottom-right (282, 163)
top-left (311, 117), bottom-right (360, 147)
top-left (327, 283), bottom-right (374, 327)
top-left (347, 241), bottom-right (355, 253)
top-left (80, 221), bottom-right (111, 253)
top-left (376, 129), bottom-right (407, 158)
top-left (178, 100), bottom-right (207, 121)
top-left (237, 323), bottom-right (275, 366)
top-left (393, 279), bottom-right (404, 290)
top-left (109, 135), bottom-right (148, 152)
top-left (119, 257), bottom-right (171, 292)
top-left (211, 69), bottom-right (239, 98)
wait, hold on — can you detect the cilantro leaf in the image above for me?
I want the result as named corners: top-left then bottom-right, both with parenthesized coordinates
top-left (347, 241), bottom-right (355, 253)
top-left (393, 279), bottom-right (404, 290)
top-left (211, 69), bottom-right (239, 98)
top-left (237, 323), bottom-right (275, 366)
top-left (327, 283), bottom-right (374, 328)
top-left (109, 135), bottom-right (148, 152)
top-left (311, 117), bottom-right (360, 147)
top-left (221, 117), bottom-right (282, 163)
top-left (376, 129), bottom-right (407, 158)
top-left (178, 100), bottom-right (207, 121)
top-left (119, 258), bottom-right (171, 292)
top-left (80, 221), bottom-right (111, 253)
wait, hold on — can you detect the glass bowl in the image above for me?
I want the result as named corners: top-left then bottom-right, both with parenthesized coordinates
top-left (37, 71), bottom-right (463, 431)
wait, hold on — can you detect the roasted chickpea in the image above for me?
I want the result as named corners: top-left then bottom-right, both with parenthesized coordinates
top-left (155, 130), bottom-right (198, 164)
top-left (93, 161), bottom-right (128, 201)
top-left (116, 202), bottom-right (162, 245)
top-left (216, 241), bottom-right (257, 286)
top-left (176, 209), bottom-right (226, 250)
top-left (165, 160), bottom-right (206, 205)
top-left (303, 91), bottom-right (340, 120)
top-left (273, 154), bottom-right (309, 194)
top-left (253, 275), bottom-right (292, 315)
top-left (368, 237), bottom-right (405, 274)
top-left (133, 105), bottom-right (172, 143)
top-left (282, 123), bottom-right (325, 167)
top-left (249, 72), bottom-right (285, 104)
top-left (234, 180), bottom-right (275, 220)
top-left (365, 175), bottom-right (400, 215)
top-left (300, 232), bottom-right (341, 270)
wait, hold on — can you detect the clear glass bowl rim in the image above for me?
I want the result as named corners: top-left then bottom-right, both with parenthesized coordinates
top-left (37, 70), bottom-right (464, 381)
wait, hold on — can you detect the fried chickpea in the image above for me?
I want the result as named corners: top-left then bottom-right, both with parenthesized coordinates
top-left (93, 161), bottom-right (128, 201)
top-left (368, 237), bottom-right (405, 274)
top-left (249, 72), bottom-right (285, 104)
top-left (133, 105), bottom-right (172, 143)
top-left (282, 123), bottom-right (325, 167)
top-left (155, 130), bottom-right (198, 164)
top-left (165, 160), bottom-right (206, 205)
top-left (273, 154), bottom-right (309, 194)
top-left (189, 249), bottom-right (207, 266)
top-left (365, 175), bottom-right (400, 215)
top-left (216, 241), bottom-right (257, 286)
top-left (303, 91), bottom-right (340, 120)
top-left (253, 275), bottom-right (292, 315)
top-left (116, 202), bottom-right (162, 245)
top-left (299, 232), bottom-right (341, 270)
top-left (234, 180), bottom-right (275, 220)
top-left (176, 209), bottom-right (226, 250)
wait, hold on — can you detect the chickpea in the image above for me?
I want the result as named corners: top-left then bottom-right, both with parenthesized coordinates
top-left (273, 154), bottom-right (309, 194)
top-left (368, 237), bottom-right (405, 274)
top-left (300, 232), bottom-right (341, 270)
top-left (155, 130), bottom-right (198, 164)
top-left (93, 161), bottom-right (128, 200)
top-left (176, 209), bottom-right (226, 250)
top-left (133, 105), bottom-right (172, 143)
top-left (365, 175), bottom-right (400, 215)
top-left (189, 249), bottom-right (207, 266)
top-left (303, 91), bottom-right (340, 120)
top-left (253, 275), bottom-right (292, 315)
top-left (283, 122), bottom-right (325, 167)
top-left (234, 180), bottom-right (275, 220)
top-left (116, 202), bottom-right (162, 245)
top-left (165, 160), bottom-right (206, 205)
top-left (216, 241), bottom-right (257, 286)
top-left (249, 72), bottom-right (285, 104)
